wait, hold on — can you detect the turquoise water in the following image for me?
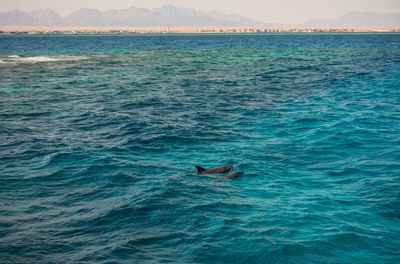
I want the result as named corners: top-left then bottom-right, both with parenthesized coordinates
top-left (1, 34), bottom-right (400, 263)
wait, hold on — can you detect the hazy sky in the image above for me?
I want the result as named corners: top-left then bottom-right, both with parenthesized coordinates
top-left (1, 0), bottom-right (399, 24)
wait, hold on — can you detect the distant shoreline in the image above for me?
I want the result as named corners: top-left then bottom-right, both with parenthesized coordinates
top-left (0, 26), bottom-right (399, 35)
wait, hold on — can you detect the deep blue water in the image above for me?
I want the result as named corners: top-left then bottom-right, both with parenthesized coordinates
top-left (1, 34), bottom-right (400, 263)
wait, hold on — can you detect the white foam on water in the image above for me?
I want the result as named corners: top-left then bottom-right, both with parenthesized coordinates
top-left (0, 54), bottom-right (86, 64)
top-left (19, 56), bottom-right (60, 62)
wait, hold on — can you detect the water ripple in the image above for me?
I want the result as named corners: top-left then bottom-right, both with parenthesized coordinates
top-left (1, 34), bottom-right (400, 263)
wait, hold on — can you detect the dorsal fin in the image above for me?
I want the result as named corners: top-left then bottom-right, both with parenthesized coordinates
top-left (195, 166), bottom-right (206, 173)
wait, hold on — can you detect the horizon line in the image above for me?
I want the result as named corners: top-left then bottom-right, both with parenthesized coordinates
top-left (1, 26), bottom-right (399, 35)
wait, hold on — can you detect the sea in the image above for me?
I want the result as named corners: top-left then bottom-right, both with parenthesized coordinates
top-left (0, 33), bottom-right (399, 263)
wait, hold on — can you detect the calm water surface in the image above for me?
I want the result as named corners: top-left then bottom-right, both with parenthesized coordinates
top-left (0, 34), bottom-right (400, 263)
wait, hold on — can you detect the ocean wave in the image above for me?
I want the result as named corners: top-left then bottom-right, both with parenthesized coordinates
top-left (15, 56), bottom-right (59, 62)
top-left (0, 54), bottom-right (85, 64)
top-left (1, 34), bottom-right (400, 263)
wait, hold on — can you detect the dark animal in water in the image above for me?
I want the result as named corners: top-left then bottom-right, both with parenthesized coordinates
top-left (195, 165), bottom-right (233, 174)
top-left (216, 171), bottom-right (244, 180)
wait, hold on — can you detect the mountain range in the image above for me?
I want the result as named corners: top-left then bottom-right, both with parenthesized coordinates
top-left (0, 5), bottom-right (263, 27)
top-left (303, 12), bottom-right (400, 28)
top-left (0, 6), bottom-right (399, 28)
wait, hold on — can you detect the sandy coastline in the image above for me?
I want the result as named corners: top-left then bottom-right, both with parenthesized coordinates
top-left (1, 26), bottom-right (399, 34)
